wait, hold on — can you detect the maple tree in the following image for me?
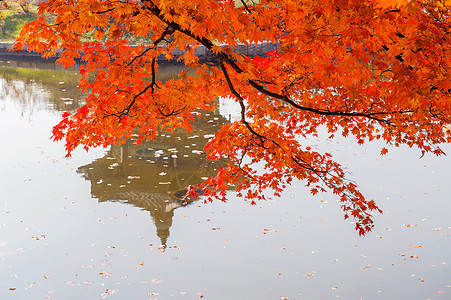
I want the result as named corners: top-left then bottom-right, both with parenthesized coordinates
top-left (12, 0), bottom-right (451, 235)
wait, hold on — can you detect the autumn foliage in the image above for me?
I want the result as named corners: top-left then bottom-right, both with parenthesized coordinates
top-left (13, 0), bottom-right (451, 235)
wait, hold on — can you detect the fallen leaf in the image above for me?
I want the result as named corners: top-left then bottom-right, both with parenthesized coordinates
top-left (150, 279), bottom-right (163, 284)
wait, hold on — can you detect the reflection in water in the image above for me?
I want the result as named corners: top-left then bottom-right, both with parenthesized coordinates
top-left (78, 111), bottom-right (228, 247)
top-left (0, 59), bottom-right (189, 114)
top-left (0, 61), bottom-right (233, 247)
top-left (0, 61), bottom-right (84, 115)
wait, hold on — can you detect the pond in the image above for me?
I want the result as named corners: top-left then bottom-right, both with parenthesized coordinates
top-left (0, 59), bottom-right (450, 299)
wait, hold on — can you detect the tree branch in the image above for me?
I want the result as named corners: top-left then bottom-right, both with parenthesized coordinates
top-left (142, 0), bottom-right (410, 125)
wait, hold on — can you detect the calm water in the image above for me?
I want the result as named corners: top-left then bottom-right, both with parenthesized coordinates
top-left (0, 60), bottom-right (450, 299)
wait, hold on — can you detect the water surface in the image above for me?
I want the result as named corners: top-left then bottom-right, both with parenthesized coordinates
top-left (0, 60), bottom-right (450, 299)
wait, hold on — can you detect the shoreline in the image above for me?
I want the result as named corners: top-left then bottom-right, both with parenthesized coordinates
top-left (0, 42), bottom-right (278, 65)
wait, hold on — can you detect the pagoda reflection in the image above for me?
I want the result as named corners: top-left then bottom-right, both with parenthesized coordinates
top-left (78, 112), bottom-right (228, 247)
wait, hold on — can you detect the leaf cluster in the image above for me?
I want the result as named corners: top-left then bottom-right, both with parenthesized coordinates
top-left (13, 0), bottom-right (451, 235)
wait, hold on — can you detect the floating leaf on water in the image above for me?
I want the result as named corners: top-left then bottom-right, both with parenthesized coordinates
top-left (32, 235), bottom-right (47, 240)
top-left (44, 291), bottom-right (56, 299)
top-left (150, 279), bottom-right (163, 284)
top-left (99, 271), bottom-right (112, 278)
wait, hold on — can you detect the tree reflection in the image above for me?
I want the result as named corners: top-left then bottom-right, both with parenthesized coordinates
top-left (0, 60), bottom-right (83, 115)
